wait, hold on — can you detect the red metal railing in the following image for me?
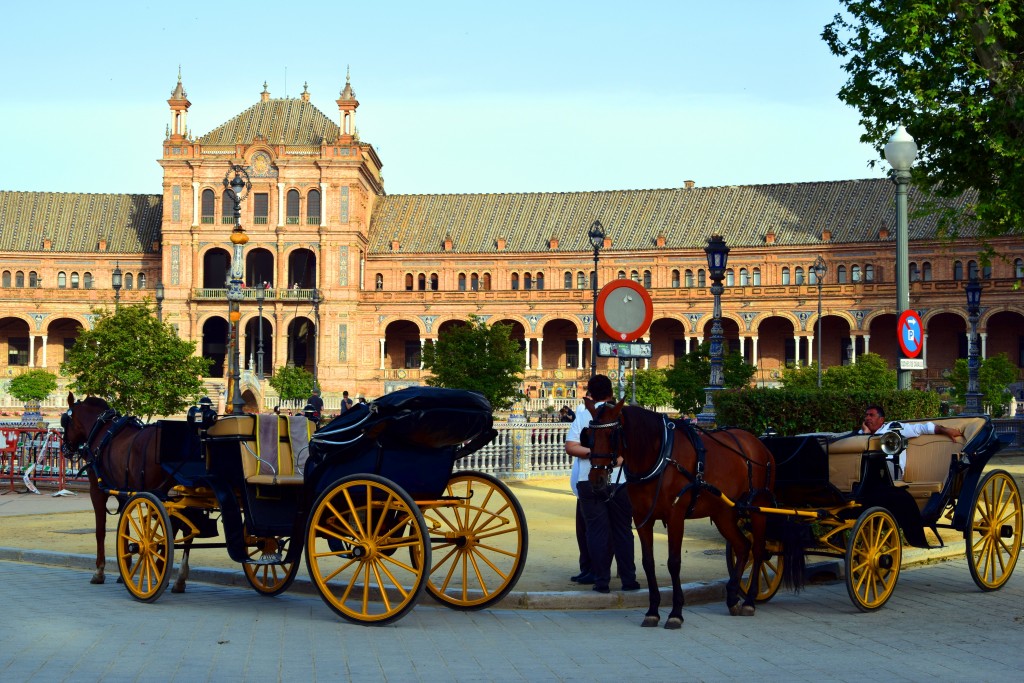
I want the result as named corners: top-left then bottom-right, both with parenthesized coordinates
top-left (0, 426), bottom-right (81, 495)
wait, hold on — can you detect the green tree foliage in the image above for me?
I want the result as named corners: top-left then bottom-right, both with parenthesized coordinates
top-left (8, 369), bottom-right (58, 403)
top-left (60, 304), bottom-right (210, 420)
top-left (663, 343), bottom-right (756, 415)
top-left (824, 2), bottom-right (1024, 244)
top-left (421, 315), bottom-right (524, 410)
top-left (781, 353), bottom-right (897, 393)
top-left (631, 368), bottom-right (674, 409)
top-left (947, 352), bottom-right (1018, 415)
top-left (268, 366), bottom-right (316, 402)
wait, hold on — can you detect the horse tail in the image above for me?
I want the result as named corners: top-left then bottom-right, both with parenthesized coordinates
top-left (778, 519), bottom-right (810, 593)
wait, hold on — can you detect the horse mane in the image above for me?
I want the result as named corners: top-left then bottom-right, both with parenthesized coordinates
top-left (81, 396), bottom-right (111, 411)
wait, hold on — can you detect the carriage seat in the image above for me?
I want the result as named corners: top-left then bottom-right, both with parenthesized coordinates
top-left (242, 414), bottom-right (314, 486)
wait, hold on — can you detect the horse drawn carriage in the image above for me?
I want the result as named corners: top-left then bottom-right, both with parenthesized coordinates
top-left (582, 401), bottom-right (1022, 627)
top-left (62, 387), bottom-right (528, 625)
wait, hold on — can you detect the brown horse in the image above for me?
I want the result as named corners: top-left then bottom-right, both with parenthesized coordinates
top-left (61, 393), bottom-right (191, 591)
top-left (584, 398), bottom-right (779, 629)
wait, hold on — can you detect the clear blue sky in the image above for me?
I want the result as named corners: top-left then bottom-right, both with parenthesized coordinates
top-left (0, 1), bottom-right (883, 196)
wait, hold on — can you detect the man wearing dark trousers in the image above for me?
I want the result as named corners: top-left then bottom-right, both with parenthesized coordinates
top-left (564, 374), bottom-right (639, 594)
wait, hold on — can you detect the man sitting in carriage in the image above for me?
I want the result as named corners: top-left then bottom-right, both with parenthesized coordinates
top-left (858, 404), bottom-right (962, 480)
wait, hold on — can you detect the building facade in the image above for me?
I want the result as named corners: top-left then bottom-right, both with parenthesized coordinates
top-left (2, 73), bottom-right (1023, 409)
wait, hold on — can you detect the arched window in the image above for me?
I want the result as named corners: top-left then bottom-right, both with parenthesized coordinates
top-left (482, 273), bottom-right (492, 290)
top-left (201, 189), bottom-right (215, 223)
top-left (910, 262), bottom-right (920, 282)
top-left (307, 189), bottom-right (321, 224)
top-left (430, 273), bottom-right (438, 291)
top-left (471, 273), bottom-right (480, 291)
top-left (57, 272), bottom-right (66, 288)
top-left (536, 273), bottom-right (545, 290)
top-left (124, 273), bottom-right (132, 290)
top-left (864, 265), bottom-right (874, 282)
top-left (725, 269), bottom-right (735, 286)
top-left (458, 273), bottom-right (466, 291)
top-left (740, 268), bottom-right (749, 286)
top-left (221, 190), bottom-right (235, 224)
top-left (524, 273), bottom-right (533, 290)
top-left (794, 267), bottom-right (804, 285)
top-left (643, 270), bottom-right (651, 288)
top-left (1016, 259), bottom-right (1023, 279)
top-left (71, 272), bottom-right (81, 289)
top-left (84, 272), bottom-right (93, 289)
top-left (808, 267), bottom-right (818, 285)
top-left (630, 270), bottom-right (640, 282)
top-left (286, 189), bottom-right (300, 224)
top-left (1, 271), bottom-right (9, 287)
top-left (781, 267), bottom-right (791, 285)
top-left (511, 273), bottom-right (519, 290)
top-left (851, 265), bottom-right (861, 282)
top-left (684, 269), bottom-right (693, 288)
top-left (15, 271), bottom-right (24, 288)
top-left (982, 263), bottom-right (992, 279)
top-left (697, 269), bottom-right (706, 288)
top-left (968, 260), bottom-right (979, 279)
top-left (923, 262), bottom-right (933, 281)
top-left (590, 270), bottom-right (597, 288)
top-left (671, 269), bottom-right (680, 288)
top-left (752, 268), bottom-right (761, 286)
top-left (28, 271), bottom-right (38, 288)
top-left (375, 273), bottom-right (384, 290)
top-left (953, 261), bottom-right (964, 280)
top-left (577, 271), bottom-right (586, 289)
top-left (837, 265), bottom-right (847, 283)
top-left (137, 273), bottom-right (146, 289)
top-left (617, 270), bottom-right (626, 280)
top-left (564, 271), bottom-right (573, 289)
top-left (405, 273), bottom-right (414, 291)
top-left (417, 273), bottom-right (426, 291)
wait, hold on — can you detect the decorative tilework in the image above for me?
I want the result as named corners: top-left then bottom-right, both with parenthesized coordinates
top-left (84, 314), bottom-right (99, 330)
top-left (526, 315), bottom-right (541, 333)
top-left (30, 313), bottom-right (47, 331)
top-left (171, 245), bottom-right (180, 285)
top-left (740, 312), bottom-right (758, 330)
top-left (171, 185), bottom-right (181, 222)
top-left (339, 187), bottom-right (349, 223)
top-left (796, 311), bottom-right (812, 330)
top-left (338, 246), bottom-right (349, 286)
top-left (420, 315), bottom-right (437, 333)
top-left (578, 314), bottom-right (592, 334)
top-left (686, 313), bottom-right (703, 333)
top-left (337, 323), bottom-right (347, 362)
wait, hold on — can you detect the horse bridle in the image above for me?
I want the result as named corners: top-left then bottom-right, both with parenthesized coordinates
top-left (61, 403), bottom-right (118, 464)
top-left (582, 405), bottom-right (625, 476)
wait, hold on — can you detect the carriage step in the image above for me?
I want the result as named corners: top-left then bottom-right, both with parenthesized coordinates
top-left (245, 552), bottom-right (284, 565)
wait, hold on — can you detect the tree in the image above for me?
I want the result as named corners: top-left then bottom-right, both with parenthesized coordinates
top-left (947, 352), bottom-right (1018, 415)
top-left (61, 304), bottom-right (210, 420)
top-left (421, 315), bottom-right (524, 410)
top-left (663, 344), bottom-right (756, 415)
top-left (7, 369), bottom-right (58, 403)
top-left (823, 2), bottom-right (1024, 245)
top-left (631, 368), bottom-right (674, 409)
top-left (268, 365), bottom-right (315, 403)
top-left (780, 353), bottom-right (896, 393)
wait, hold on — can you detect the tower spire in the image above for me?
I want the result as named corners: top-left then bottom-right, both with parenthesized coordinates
top-left (336, 66), bottom-right (359, 138)
top-left (167, 67), bottom-right (191, 139)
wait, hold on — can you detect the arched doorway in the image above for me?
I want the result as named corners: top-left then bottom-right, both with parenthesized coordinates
top-left (384, 320), bottom-right (422, 369)
top-left (288, 249), bottom-right (317, 289)
top-left (45, 317), bottom-right (84, 370)
top-left (246, 248), bottom-right (275, 288)
top-left (202, 317), bottom-right (229, 378)
top-left (244, 316), bottom-right (274, 376)
top-left (286, 316), bottom-right (316, 375)
top-left (203, 248), bottom-right (230, 288)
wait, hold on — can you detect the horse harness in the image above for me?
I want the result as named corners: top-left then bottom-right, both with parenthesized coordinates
top-left (64, 405), bottom-right (147, 485)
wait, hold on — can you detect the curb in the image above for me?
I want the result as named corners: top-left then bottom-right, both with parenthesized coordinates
top-left (0, 539), bottom-right (969, 610)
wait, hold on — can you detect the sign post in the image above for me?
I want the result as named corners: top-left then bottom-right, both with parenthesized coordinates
top-left (897, 310), bottom-right (925, 373)
top-left (596, 280), bottom-right (654, 402)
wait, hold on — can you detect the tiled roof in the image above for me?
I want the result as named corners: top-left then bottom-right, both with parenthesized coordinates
top-left (198, 98), bottom-right (341, 146)
top-left (368, 179), bottom-right (975, 254)
top-left (0, 191), bottom-right (162, 253)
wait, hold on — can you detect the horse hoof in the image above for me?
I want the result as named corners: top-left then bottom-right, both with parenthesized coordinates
top-left (90, 575), bottom-right (104, 585)
top-left (641, 616), bottom-right (660, 628)
top-left (664, 617), bottom-right (683, 630)
top-left (171, 585), bottom-right (185, 594)
top-left (116, 576), bottom-right (124, 585)
top-left (728, 603), bottom-right (742, 616)
top-left (741, 605), bottom-right (755, 617)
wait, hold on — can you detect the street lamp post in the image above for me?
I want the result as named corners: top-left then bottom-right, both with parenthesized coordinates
top-left (155, 281), bottom-right (165, 323)
top-left (224, 165), bottom-right (251, 415)
top-left (311, 288), bottom-right (321, 389)
top-left (698, 235), bottom-right (730, 424)
top-left (587, 220), bottom-right (605, 378)
top-left (812, 256), bottom-right (827, 388)
top-left (884, 124), bottom-right (919, 390)
top-left (112, 262), bottom-right (123, 309)
top-left (255, 285), bottom-right (265, 381)
top-left (965, 278), bottom-right (983, 415)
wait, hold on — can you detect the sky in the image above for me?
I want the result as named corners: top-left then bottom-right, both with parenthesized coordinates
top-left (0, 1), bottom-right (886, 196)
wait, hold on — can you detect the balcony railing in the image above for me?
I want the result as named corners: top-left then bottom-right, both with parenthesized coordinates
top-left (191, 288), bottom-right (318, 301)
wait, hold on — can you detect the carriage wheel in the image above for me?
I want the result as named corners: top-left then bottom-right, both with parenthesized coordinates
top-left (116, 493), bottom-right (174, 603)
top-left (243, 535), bottom-right (300, 597)
top-left (725, 540), bottom-right (784, 603)
top-left (966, 469), bottom-right (1022, 591)
top-left (423, 471), bottom-right (528, 610)
top-left (305, 474), bottom-right (429, 625)
top-left (845, 506), bottom-right (901, 612)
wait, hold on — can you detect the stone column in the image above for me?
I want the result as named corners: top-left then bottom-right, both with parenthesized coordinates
top-left (28, 334), bottom-right (35, 368)
top-left (980, 332), bottom-right (988, 359)
top-left (806, 335), bottom-right (813, 364)
top-left (41, 334), bottom-right (48, 369)
top-left (863, 334), bottom-right (871, 355)
top-left (524, 338), bottom-right (531, 369)
top-left (379, 338), bottom-right (386, 370)
top-left (751, 336), bottom-right (759, 365)
top-left (794, 335), bottom-right (801, 366)
top-left (576, 338), bottom-right (584, 370)
top-left (536, 337), bottom-right (544, 371)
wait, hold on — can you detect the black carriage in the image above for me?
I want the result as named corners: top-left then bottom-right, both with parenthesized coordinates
top-left (733, 416), bottom-right (1021, 611)
top-left (113, 387), bottom-right (528, 625)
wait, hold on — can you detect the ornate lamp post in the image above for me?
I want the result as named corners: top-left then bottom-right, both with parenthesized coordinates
top-left (965, 278), bottom-right (983, 415)
top-left (255, 285), bottom-right (265, 381)
top-left (223, 165), bottom-right (251, 415)
top-left (812, 256), bottom-right (827, 388)
top-left (311, 288), bottom-right (321, 389)
top-left (111, 262), bottom-right (123, 309)
top-left (588, 220), bottom-right (605, 377)
top-left (698, 234), bottom-right (730, 424)
top-left (155, 281), bottom-right (165, 323)
top-left (884, 125), bottom-right (918, 390)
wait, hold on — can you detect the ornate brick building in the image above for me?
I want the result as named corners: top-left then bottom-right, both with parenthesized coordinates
top-left (2, 72), bottom-right (1022, 409)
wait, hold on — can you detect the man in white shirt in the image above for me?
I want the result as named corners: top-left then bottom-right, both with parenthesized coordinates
top-left (564, 374), bottom-right (639, 594)
top-left (859, 404), bottom-right (962, 479)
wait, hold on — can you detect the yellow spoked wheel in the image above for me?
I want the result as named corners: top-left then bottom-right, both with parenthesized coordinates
top-left (116, 493), bottom-right (173, 603)
top-left (243, 535), bottom-right (300, 597)
top-left (966, 469), bottom-right (1022, 591)
top-left (845, 506), bottom-right (901, 612)
top-left (423, 471), bottom-right (528, 610)
top-left (725, 540), bottom-right (784, 603)
top-left (305, 474), bottom-right (429, 625)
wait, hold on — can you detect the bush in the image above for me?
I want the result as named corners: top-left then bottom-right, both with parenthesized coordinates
top-left (715, 387), bottom-right (942, 436)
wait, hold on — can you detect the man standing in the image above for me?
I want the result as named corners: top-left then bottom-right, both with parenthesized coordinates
top-left (564, 374), bottom-right (639, 594)
top-left (859, 404), bottom-right (962, 479)
top-left (306, 387), bottom-right (324, 423)
top-left (339, 390), bottom-right (354, 413)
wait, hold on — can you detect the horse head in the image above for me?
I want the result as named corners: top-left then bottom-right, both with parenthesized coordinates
top-left (62, 392), bottom-right (110, 460)
top-left (583, 397), bottom-right (626, 494)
